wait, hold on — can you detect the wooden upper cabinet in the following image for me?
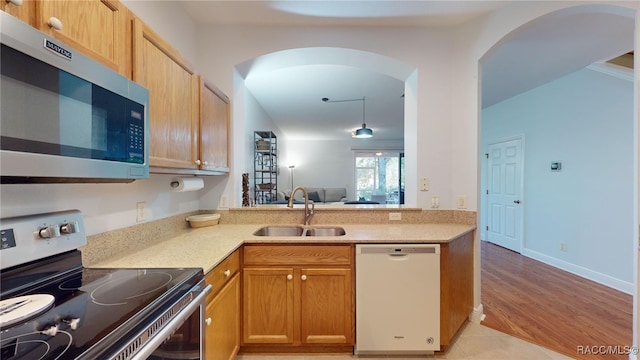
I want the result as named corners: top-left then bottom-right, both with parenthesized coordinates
top-left (1, 0), bottom-right (36, 25)
top-left (199, 78), bottom-right (230, 172)
top-left (132, 18), bottom-right (199, 170)
top-left (35, 0), bottom-right (128, 76)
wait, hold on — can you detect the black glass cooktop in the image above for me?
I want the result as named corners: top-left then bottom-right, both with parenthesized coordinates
top-left (0, 252), bottom-right (203, 360)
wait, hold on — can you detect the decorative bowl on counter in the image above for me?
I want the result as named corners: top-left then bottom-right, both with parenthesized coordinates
top-left (186, 213), bottom-right (220, 228)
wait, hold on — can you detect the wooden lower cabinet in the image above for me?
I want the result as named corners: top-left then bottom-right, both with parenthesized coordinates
top-left (243, 267), bottom-right (295, 344)
top-left (206, 273), bottom-right (240, 360)
top-left (440, 231), bottom-right (474, 348)
top-left (205, 250), bottom-right (241, 360)
top-left (241, 244), bottom-right (354, 352)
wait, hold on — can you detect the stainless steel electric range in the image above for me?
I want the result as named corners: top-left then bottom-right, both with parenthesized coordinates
top-left (0, 210), bottom-right (211, 360)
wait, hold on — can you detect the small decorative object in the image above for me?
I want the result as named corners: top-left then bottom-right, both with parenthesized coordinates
top-left (186, 213), bottom-right (220, 228)
top-left (242, 173), bottom-right (250, 207)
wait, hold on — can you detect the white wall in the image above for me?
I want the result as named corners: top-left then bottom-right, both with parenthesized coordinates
top-left (195, 25), bottom-right (455, 209)
top-left (122, 0), bottom-right (197, 64)
top-left (482, 67), bottom-right (634, 292)
top-left (282, 139), bottom-right (354, 195)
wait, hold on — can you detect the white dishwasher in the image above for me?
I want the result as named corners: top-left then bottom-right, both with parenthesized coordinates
top-left (355, 244), bottom-right (440, 355)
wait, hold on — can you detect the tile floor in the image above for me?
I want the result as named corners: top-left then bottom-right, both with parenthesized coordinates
top-left (237, 322), bottom-right (575, 360)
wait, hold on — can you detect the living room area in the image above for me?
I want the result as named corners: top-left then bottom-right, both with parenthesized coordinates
top-left (276, 138), bottom-right (404, 205)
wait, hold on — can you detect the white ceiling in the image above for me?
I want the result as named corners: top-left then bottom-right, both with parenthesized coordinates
top-left (180, 1), bottom-right (635, 141)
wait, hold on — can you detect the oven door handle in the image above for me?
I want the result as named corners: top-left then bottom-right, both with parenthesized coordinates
top-left (131, 284), bottom-right (212, 360)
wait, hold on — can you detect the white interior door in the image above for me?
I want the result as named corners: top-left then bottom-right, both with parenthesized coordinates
top-left (487, 137), bottom-right (523, 253)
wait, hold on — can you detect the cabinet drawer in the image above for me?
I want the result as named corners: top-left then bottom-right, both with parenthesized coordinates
top-left (243, 245), bottom-right (352, 266)
top-left (206, 250), bottom-right (240, 302)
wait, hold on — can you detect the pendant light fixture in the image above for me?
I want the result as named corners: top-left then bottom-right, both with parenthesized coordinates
top-left (322, 96), bottom-right (373, 139)
top-left (353, 97), bottom-right (373, 138)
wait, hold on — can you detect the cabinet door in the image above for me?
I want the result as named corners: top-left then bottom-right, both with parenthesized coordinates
top-left (243, 267), bottom-right (295, 344)
top-left (133, 18), bottom-right (198, 169)
top-left (300, 268), bottom-right (353, 344)
top-left (36, 0), bottom-right (127, 75)
top-left (1, 0), bottom-right (36, 24)
top-left (199, 77), bottom-right (230, 172)
top-left (206, 273), bottom-right (240, 360)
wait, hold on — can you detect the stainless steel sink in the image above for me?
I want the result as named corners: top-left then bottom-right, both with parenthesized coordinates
top-left (304, 227), bottom-right (346, 237)
top-left (253, 225), bottom-right (345, 237)
top-left (253, 226), bottom-right (305, 236)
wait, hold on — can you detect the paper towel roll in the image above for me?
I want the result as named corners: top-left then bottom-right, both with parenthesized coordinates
top-left (170, 177), bottom-right (204, 192)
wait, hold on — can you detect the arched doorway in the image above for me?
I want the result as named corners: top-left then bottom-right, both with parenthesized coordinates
top-left (478, 3), bottom-right (636, 355)
top-left (232, 47), bottom-right (418, 206)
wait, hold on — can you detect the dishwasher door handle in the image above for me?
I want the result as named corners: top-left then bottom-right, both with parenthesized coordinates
top-left (388, 253), bottom-right (409, 260)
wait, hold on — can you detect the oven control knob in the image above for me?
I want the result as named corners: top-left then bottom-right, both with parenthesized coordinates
top-left (42, 324), bottom-right (59, 337)
top-left (60, 221), bottom-right (80, 235)
top-left (38, 225), bottom-right (60, 239)
top-left (65, 318), bottom-right (81, 330)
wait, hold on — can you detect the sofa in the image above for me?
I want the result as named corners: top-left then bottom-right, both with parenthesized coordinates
top-left (277, 187), bottom-right (347, 204)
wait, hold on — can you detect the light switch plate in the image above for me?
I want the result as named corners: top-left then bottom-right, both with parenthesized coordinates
top-left (420, 177), bottom-right (429, 191)
top-left (389, 212), bottom-right (401, 221)
top-left (219, 195), bottom-right (229, 209)
top-left (456, 195), bottom-right (467, 209)
top-left (136, 202), bottom-right (146, 222)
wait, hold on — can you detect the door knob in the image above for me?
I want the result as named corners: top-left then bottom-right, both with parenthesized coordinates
top-left (513, 200), bottom-right (521, 204)
top-left (287, 274), bottom-right (293, 280)
top-left (301, 275), bottom-right (307, 281)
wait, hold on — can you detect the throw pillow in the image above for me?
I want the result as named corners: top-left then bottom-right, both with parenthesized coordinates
top-left (307, 191), bottom-right (321, 202)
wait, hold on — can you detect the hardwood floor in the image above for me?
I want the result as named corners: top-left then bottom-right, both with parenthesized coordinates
top-left (480, 241), bottom-right (633, 360)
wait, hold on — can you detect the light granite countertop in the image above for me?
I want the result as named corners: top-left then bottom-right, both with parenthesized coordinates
top-left (89, 223), bottom-right (475, 274)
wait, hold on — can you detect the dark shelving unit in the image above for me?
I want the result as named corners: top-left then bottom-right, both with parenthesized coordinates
top-left (253, 131), bottom-right (277, 204)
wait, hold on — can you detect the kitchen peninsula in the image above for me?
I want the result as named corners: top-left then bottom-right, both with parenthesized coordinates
top-left (83, 207), bottom-right (475, 357)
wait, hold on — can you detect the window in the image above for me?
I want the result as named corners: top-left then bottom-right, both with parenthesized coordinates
top-left (355, 151), bottom-right (404, 204)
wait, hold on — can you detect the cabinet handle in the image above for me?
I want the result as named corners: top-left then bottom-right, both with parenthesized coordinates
top-left (7, 0), bottom-right (23, 6)
top-left (223, 269), bottom-right (231, 277)
top-left (301, 275), bottom-right (307, 281)
top-left (205, 317), bottom-right (212, 326)
top-left (195, 159), bottom-right (202, 165)
top-left (286, 274), bottom-right (293, 280)
top-left (48, 17), bottom-right (63, 31)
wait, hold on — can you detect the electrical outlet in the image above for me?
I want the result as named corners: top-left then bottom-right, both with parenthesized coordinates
top-left (219, 195), bottom-right (228, 209)
top-left (456, 195), bottom-right (467, 209)
top-left (431, 196), bottom-right (439, 208)
top-left (389, 212), bottom-right (401, 221)
top-left (560, 243), bottom-right (567, 252)
top-left (136, 202), bottom-right (146, 222)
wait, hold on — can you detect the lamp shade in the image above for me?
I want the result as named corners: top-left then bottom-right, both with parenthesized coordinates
top-left (354, 126), bottom-right (373, 138)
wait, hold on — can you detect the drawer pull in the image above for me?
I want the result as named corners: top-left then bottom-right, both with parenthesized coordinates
top-left (205, 317), bottom-right (212, 326)
top-left (287, 274), bottom-right (293, 280)
top-left (223, 269), bottom-right (231, 277)
top-left (48, 17), bottom-right (63, 31)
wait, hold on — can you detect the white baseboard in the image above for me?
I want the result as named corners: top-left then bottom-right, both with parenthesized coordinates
top-left (522, 248), bottom-right (633, 295)
top-left (469, 303), bottom-right (485, 323)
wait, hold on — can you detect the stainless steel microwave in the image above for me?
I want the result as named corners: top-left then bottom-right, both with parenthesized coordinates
top-left (0, 12), bottom-right (149, 183)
